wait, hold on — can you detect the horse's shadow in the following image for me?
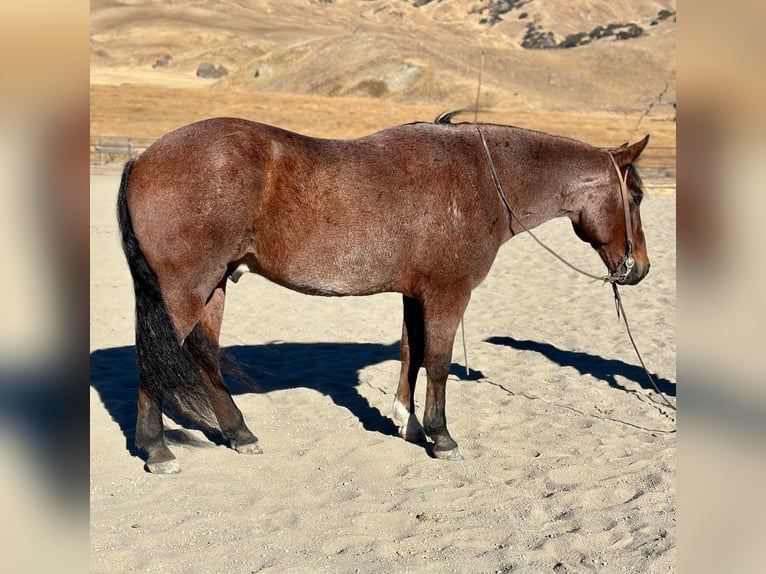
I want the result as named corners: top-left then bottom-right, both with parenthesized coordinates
top-left (485, 336), bottom-right (676, 397)
top-left (89, 341), bottom-right (483, 457)
top-left (90, 336), bottom-right (672, 459)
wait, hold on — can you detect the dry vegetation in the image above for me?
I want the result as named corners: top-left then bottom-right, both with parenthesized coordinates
top-left (90, 0), bottom-right (675, 151)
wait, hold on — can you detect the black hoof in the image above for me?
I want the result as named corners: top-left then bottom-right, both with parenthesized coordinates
top-left (432, 446), bottom-right (464, 461)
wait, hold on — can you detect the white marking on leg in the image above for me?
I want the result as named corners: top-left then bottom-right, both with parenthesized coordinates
top-left (393, 398), bottom-right (409, 426)
top-left (392, 399), bottom-right (425, 443)
top-left (229, 263), bottom-right (250, 283)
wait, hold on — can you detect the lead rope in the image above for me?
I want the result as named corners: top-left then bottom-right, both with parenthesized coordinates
top-left (461, 318), bottom-right (469, 377)
top-left (475, 125), bottom-right (676, 414)
top-left (611, 282), bottom-right (675, 411)
top-left (476, 126), bottom-right (606, 282)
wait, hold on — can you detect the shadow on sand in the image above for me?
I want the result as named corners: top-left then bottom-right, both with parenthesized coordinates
top-left (91, 336), bottom-right (670, 459)
top-left (89, 341), bottom-right (484, 458)
top-left (485, 335), bottom-right (676, 397)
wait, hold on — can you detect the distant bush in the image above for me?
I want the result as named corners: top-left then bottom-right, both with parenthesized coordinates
top-left (558, 32), bottom-right (591, 49)
top-left (589, 25), bottom-right (613, 40)
top-left (470, 0), bottom-right (531, 26)
top-left (196, 62), bottom-right (228, 79)
top-left (615, 24), bottom-right (643, 40)
top-left (523, 21), bottom-right (644, 50)
top-left (658, 9), bottom-right (675, 20)
top-left (152, 55), bottom-right (172, 68)
top-left (521, 23), bottom-right (556, 49)
top-left (651, 9), bottom-right (676, 26)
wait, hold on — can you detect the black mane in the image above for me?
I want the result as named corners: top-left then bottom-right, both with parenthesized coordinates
top-left (434, 110), bottom-right (470, 124)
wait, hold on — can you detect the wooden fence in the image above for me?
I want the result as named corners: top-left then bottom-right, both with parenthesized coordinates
top-left (635, 145), bottom-right (676, 182)
top-left (90, 137), bottom-right (154, 173)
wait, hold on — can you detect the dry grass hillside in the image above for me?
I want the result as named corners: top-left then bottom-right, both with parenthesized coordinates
top-left (90, 0), bottom-right (676, 153)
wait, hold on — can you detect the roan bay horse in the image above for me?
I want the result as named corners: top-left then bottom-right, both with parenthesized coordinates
top-left (118, 116), bottom-right (650, 473)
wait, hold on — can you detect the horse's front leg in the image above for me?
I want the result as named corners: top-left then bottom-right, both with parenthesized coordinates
top-left (392, 296), bottom-right (427, 443)
top-left (421, 294), bottom-right (470, 461)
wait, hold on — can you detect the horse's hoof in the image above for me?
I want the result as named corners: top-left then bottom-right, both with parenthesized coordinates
top-left (432, 446), bottom-right (464, 461)
top-left (145, 459), bottom-right (181, 474)
top-left (234, 441), bottom-right (263, 455)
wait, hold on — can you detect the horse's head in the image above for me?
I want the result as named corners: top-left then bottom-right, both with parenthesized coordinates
top-left (571, 135), bottom-right (651, 286)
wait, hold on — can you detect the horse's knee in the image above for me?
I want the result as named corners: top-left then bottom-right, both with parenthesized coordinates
top-left (425, 355), bottom-right (451, 382)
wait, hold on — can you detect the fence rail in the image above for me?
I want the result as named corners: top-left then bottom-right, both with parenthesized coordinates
top-left (90, 136), bottom-right (154, 173)
top-left (636, 146), bottom-right (676, 181)
top-left (91, 137), bottom-right (675, 186)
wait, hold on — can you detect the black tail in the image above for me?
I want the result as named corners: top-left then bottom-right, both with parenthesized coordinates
top-left (117, 159), bottom-right (218, 429)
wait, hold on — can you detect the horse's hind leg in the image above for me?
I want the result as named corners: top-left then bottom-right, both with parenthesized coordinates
top-left (192, 282), bottom-right (261, 455)
top-left (393, 296), bottom-right (427, 442)
top-left (132, 288), bottom-right (210, 475)
top-left (135, 387), bottom-right (180, 474)
top-left (133, 288), bottom-right (211, 474)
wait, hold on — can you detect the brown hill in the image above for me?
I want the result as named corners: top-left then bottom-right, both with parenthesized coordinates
top-left (90, 0), bottom-right (675, 150)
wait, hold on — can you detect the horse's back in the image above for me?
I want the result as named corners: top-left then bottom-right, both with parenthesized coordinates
top-left (124, 118), bottom-right (504, 299)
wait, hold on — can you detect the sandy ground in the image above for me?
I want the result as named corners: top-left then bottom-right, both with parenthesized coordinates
top-left (90, 170), bottom-right (676, 573)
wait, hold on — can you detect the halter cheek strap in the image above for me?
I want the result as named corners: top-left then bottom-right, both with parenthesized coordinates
top-left (607, 151), bottom-right (635, 274)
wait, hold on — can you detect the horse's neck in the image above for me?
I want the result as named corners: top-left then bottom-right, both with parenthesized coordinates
top-left (484, 127), bottom-right (588, 235)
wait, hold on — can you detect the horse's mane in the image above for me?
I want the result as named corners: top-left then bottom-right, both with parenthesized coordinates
top-left (434, 110), bottom-right (470, 124)
top-left (627, 163), bottom-right (645, 194)
top-left (432, 111), bottom-right (646, 193)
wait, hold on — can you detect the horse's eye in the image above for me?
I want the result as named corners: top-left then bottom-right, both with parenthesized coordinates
top-left (631, 195), bottom-right (643, 207)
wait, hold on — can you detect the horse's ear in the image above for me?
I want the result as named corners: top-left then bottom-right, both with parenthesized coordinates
top-left (612, 134), bottom-right (650, 166)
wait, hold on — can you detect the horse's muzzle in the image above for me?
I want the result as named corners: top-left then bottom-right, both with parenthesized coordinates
top-left (612, 257), bottom-right (650, 285)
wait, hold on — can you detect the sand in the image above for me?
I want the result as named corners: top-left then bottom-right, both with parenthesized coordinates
top-left (90, 171), bottom-right (675, 573)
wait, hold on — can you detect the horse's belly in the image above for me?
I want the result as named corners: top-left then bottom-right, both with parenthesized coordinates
top-left (233, 247), bottom-right (397, 297)
top-left (282, 251), bottom-right (397, 296)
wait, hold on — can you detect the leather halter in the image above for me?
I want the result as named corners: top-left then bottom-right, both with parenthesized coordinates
top-left (607, 151), bottom-right (636, 282)
top-left (476, 125), bottom-right (675, 412)
top-left (475, 124), bottom-right (637, 284)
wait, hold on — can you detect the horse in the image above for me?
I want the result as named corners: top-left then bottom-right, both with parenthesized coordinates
top-left (117, 115), bottom-right (650, 473)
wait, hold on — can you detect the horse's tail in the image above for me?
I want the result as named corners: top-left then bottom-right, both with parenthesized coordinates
top-left (117, 159), bottom-right (218, 429)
